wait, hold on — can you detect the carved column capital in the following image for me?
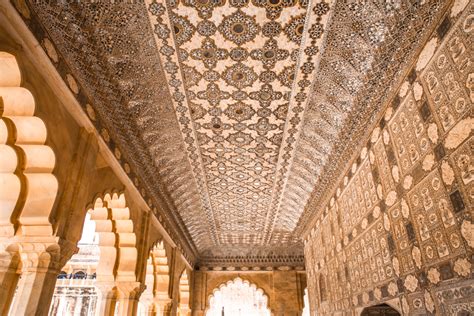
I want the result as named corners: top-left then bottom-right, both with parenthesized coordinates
top-left (116, 281), bottom-right (143, 299)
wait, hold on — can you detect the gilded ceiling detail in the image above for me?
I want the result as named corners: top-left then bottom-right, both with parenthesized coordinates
top-left (13, 0), bottom-right (448, 266)
top-left (295, 0), bottom-right (448, 237)
top-left (146, 0), bottom-right (332, 252)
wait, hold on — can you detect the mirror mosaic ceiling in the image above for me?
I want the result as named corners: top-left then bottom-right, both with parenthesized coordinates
top-left (15, 0), bottom-right (448, 266)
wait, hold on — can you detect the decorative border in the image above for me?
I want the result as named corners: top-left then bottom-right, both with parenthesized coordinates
top-left (146, 0), bottom-right (220, 247)
top-left (262, 0), bottom-right (333, 243)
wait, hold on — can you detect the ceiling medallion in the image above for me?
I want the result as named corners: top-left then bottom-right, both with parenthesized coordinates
top-left (223, 63), bottom-right (258, 89)
top-left (181, 0), bottom-right (226, 19)
top-left (225, 102), bottom-right (256, 122)
top-left (284, 14), bottom-right (306, 44)
top-left (219, 10), bottom-right (260, 45)
top-left (191, 38), bottom-right (228, 69)
top-left (170, 13), bottom-right (195, 45)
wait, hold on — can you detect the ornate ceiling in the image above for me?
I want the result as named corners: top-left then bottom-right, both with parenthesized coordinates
top-left (13, 0), bottom-right (448, 267)
top-left (146, 0), bottom-right (333, 252)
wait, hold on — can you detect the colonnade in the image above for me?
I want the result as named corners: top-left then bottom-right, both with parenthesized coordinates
top-left (0, 52), bottom-right (191, 316)
top-left (139, 242), bottom-right (173, 315)
top-left (0, 51), bottom-right (62, 315)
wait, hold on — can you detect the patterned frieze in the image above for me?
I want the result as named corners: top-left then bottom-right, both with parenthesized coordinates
top-left (303, 2), bottom-right (473, 314)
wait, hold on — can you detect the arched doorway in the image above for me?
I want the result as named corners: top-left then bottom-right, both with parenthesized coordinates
top-left (361, 303), bottom-right (401, 316)
top-left (206, 277), bottom-right (270, 316)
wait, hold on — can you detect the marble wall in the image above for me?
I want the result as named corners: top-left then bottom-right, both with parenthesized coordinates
top-left (191, 270), bottom-right (307, 316)
top-left (303, 2), bottom-right (473, 315)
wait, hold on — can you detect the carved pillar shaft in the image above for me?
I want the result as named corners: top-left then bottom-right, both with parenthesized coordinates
top-left (155, 299), bottom-right (172, 316)
top-left (163, 301), bottom-right (173, 316)
top-left (0, 263), bottom-right (19, 315)
top-left (139, 294), bottom-right (153, 316)
top-left (96, 283), bottom-right (117, 316)
top-left (8, 265), bottom-right (59, 316)
top-left (116, 281), bottom-right (143, 316)
top-left (117, 295), bottom-right (140, 316)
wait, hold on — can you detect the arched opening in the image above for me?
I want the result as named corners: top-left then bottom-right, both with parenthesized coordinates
top-left (138, 241), bottom-right (171, 315)
top-left (49, 212), bottom-right (100, 315)
top-left (138, 252), bottom-right (155, 315)
top-left (361, 304), bottom-right (401, 316)
top-left (49, 193), bottom-right (139, 315)
top-left (206, 277), bottom-right (270, 316)
top-left (178, 270), bottom-right (190, 316)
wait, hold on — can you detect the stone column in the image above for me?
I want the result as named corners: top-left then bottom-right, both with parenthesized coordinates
top-left (139, 288), bottom-right (154, 315)
top-left (74, 289), bottom-right (84, 315)
top-left (116, 281), bottom-right (143, 316)
top-left (95, 282), bottom-right (117, 316)
top-left (156, 298), bottom-right (173, 316)
top-left (163, 301), bottom-right (178, 316)
top-left (8, 249), bottom-right (61, 316)
top-left (153, 298), bottom-right (171, 316)
top-left (0, 250), bottom-right (20, 315)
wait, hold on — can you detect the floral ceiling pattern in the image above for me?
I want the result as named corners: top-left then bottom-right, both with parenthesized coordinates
top-left (13, 0), bottom-right (449, 266)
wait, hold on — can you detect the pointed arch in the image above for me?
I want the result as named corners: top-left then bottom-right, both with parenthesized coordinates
top-left (151, 241), bottom-right (170, 303)
top-left (85, 192), bottom-right (140, 315)
top-left (49, 212), bottom-right (100, 315)
top-left (360, 303), bottom-right (401, 316)
top-left (50, 192), bottom-right (140, 315)
top-left (140, 252), bottom-right (155, 314)
top-left (178, 269), bottom-right (190, 316)
top-left (206, 277), bottom-right (271, 316)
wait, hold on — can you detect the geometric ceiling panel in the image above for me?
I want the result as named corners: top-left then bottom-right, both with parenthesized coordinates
top-left (146, 0), bottom-right (333, 254)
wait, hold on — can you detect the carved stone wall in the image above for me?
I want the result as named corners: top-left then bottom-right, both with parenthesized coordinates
top-left (303, 2), bottom-right (473, 315)
top-left (192, 270), bottom-right (306, 316)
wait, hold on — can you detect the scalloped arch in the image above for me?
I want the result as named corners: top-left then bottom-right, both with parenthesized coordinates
top-left (87, 192), bottom-right (137, 281)
top-left (206, 277), bottom-right (271, 316)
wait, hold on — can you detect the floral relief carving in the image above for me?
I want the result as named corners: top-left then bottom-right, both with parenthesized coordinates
top-left (453, 258), bottom-right (471, 277)
top-left (302, 4), bottom-right (473, 315)
top-left (404, 274), bottom-right (419, 293)
top-left (427, 267), bottom-right (441, 284)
